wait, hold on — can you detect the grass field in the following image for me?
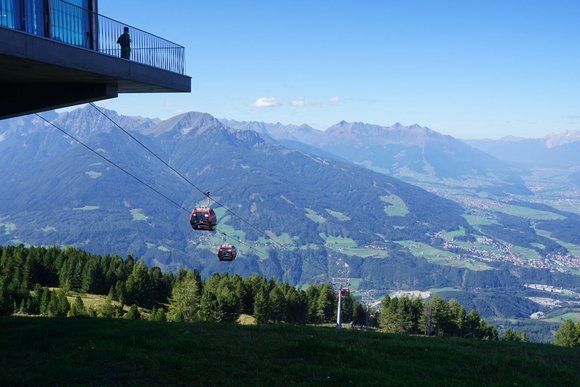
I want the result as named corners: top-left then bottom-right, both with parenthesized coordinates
top-left (338, 247), bottom-right (389, 258)
top-left (463, 214), bottom-right (499, 227)
top-left (1, 317), bottom-right (578, 386)
top-left (261, 231), bottom-right (296, 247)
top-left (511, 245), bottom-right (541, 261)
top-left (319, 234), bottom-right (357, 248)
top-left (305, 208), bottom-right (326, 223)
top-left (318, 234), bottom-right (389, 258)
top-left (67, 291), bottom-right (111, 310)
top-left (397, 241), bottom-right (491, 271)
top-left (325, 208), bottom-right (351, 221)
top-left (495, 204), bottom-right (566, 221)
top-left (380, 195), bottom-right (409, 217)
top-left (130, 209), bottom-right (148, 221)
top-left (439, 227), bottom-right (466, 240)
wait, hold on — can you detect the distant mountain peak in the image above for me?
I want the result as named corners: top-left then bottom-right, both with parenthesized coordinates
top-left (50, 105), bottom-right (159, 140)
top-left (145, 111), bottom-right (224, 137)
top-left (174, 111), bottom-right (220, 127)
top-left (229, 128), bottom-right (266, 147)
top-left (322, 120), bottom-right (443, 148)
top-left (221, 119), bottom-right (322, 144)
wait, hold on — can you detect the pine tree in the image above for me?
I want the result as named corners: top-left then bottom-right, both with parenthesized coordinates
top-left (431, 296), bottom-right (452, 336)
top-left (448, 299), bottom-right (467, 337)
top-left (125, 304), bottom-right (141, 320)
top-left (316, 284), bottom-right (335, 323)
top-left (167, 271), bottom-right (202, 322)
top-left (68, 296), bottom-right (86, 318)
top-left (253, 288), bottom-right (271, 324)
top-left (86, 306), bottom-right (98, 318)
top-left (150, 306), bottom-right (167, 322)
top-left (47, 291), bottom-right (60, 317)
top-left (464, 310), bottom-right (481, 338)
top-left (199, 285), bottom-right (219, 322)
top-left (56, 289), bottom-right (70, 317)
top-left (479, 319), bottom-right (499, 340)
top-left (18, 298), bottom-right (26, 314)
top-left (410, 297), bottom-right (424, 334)
top-left (98, 296), bottom-right (115, 318)
top-left (0, 278), bottom-right (9, 315)
top-left (125, 260), bottom-right (152, 307)
top-left (340, 293), bottom-right (355, 324)
top-left (39, 287), bottom-right (51, 316)
top-left (380, 295), bottom-right (420, 334)
top-left (269, 285), bottom-right (287, 323)
top-left (305, 284), bottom-right (320, 323)
top-left (502, 329), bottom-right (528, 342)
top-left (553, 319), bottom-right (580, 347)
top-left (285, 287), bottom-right (307, 324)
top-left (231, 274), bottom-right (252, 315)
top-left (113, 281), bottom-right (125, 305)
top-left (198, 274), bottom-right (242, 323)
top-left (353, 303), bottom-right (367, 326)
top-left (215, 283), bottom-right (241, 323)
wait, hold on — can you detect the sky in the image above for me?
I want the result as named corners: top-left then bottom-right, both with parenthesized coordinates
top-left (96, 0), bottom-right (580, 139)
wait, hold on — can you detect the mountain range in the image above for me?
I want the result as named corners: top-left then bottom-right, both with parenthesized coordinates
top-left (1, 106), bottom-right (579, 323)
top-left (465, 131), bottom-right (580, 169)
top-left (222, 119), bottom-right (535, 196)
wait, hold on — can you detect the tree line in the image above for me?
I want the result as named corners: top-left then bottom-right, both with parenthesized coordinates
top-left (0, 245), bottom-right (363, 324)
top-left (380, 294), bottom-right (502, 340)
top-left (0, 244), bottom-right (551, 343)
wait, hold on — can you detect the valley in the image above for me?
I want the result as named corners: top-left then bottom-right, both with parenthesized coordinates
top-left (0, 107), bottom-right (579, 341)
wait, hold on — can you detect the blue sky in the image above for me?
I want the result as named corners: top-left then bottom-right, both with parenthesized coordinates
top-left (96, 0), bottom-right (580, 139)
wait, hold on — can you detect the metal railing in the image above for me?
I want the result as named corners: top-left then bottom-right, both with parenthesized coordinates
top-left (0, 0), bottom-right (186, 75)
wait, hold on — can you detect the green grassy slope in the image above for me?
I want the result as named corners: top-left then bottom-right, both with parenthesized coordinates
top-left (1, 317), bottom-right (578, 386)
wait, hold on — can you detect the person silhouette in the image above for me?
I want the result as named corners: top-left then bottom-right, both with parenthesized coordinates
top-left (117, 27), bottom-right (131, 59)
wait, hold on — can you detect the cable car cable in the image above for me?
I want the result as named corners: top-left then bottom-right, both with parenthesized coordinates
top-left (218, 232), bottom-right (264, 257)
top-left (37, 112), bottom-right (267, 257)
top-left (88, 102), bottom-right (209, 199)
top-left (36, 113), bottom-right (190, 213)
top-left (88, 102), bottom-right (287, 250)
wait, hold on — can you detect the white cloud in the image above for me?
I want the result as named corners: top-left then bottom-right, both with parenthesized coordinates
top-left (291, 97), bottom-right (306, 107)
top-left (329, 96), bottom-right (341, 105)
top-left (254, 97), bottom-right (283, 108)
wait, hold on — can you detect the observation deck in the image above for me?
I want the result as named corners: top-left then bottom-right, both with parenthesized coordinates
top-left (0, 0), bottom-right (191, 119)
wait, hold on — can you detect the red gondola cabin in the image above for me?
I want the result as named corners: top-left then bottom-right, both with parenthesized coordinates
top-left (217, 244), bottom-right (237, 261)
top-left (189, 208), bottom-right (217, 231)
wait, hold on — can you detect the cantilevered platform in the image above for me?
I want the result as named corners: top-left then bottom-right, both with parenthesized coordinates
top-left (0, 0), bottom-right (191, 120)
